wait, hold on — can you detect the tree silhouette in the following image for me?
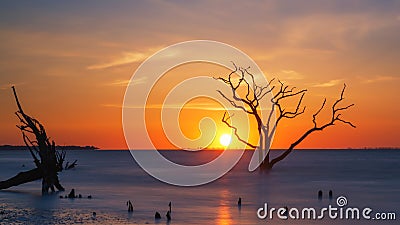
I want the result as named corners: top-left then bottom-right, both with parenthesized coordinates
top-left (0, 87), bottom-right (66, 194)
top-left (216, 64), bottom-right (355, 170)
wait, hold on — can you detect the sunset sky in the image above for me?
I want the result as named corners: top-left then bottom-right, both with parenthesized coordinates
top-left (0, 0), bottom-right (399, 149)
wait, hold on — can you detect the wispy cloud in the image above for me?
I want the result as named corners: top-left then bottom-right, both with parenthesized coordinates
top-left (362, 75), bottom-right (399, 83)
top-left (279, 70), bottom-right (304, 80)
top-left (87, 52), bottom-right (148, 70)
top-left (0, 84), bottom-right (12, 90)
top-left (103, 103), bottom-right (224, 111)
top-left (109, 79), bottom-right (130, 86)
top-left (87, 47), bottom-right (163, 70)
top-left (312, 79), bottom-right (343, 87)
top-left (107, 77), bottom-right (147, 87)
top-left (0, 82), bottom-right (25, 90)
top-left (102, 102), bottom-right (251, 111)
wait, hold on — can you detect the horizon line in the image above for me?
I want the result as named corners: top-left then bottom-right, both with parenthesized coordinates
top-left (1, 145), bottom-right (399, 151)
top-left (92, 148), bottom-right (400, 151)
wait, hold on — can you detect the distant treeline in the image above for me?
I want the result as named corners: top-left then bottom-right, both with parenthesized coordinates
top-left (0, 145), bottom-right (99, 150)
top-left (347, 147), bottom-right (400, 150)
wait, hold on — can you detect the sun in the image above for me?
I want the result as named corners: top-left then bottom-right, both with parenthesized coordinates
top-left (219, 134), bottom-right (232, 147)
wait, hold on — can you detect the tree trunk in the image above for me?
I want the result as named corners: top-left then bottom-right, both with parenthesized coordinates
top-left (259, 157), bottom-right (272, 170)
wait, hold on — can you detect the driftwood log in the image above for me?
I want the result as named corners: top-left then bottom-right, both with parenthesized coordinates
top-left (0, 87), bottom-right (67, 194)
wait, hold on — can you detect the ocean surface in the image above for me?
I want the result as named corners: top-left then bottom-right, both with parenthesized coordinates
top-left (0, 150), bottom-right (399, 225)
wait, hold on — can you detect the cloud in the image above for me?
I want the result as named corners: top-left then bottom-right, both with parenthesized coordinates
top-left (87, 47), bottom-right (163, 70)
top-left (107, 77), bottom-right (147, 87)
top-left (87, 52), bottom-right (149, 70)
top-left (103, 103), bottom-right (224, 111)
top-left (102, 101), bottom-right (248, 111)
top-left (0, 84), bottom-right (12, 90)
top-left (362, 75), bottom-right (399, 84)
top-left (0, 82), bottom-right (25, 90)
top-left (279, 70), bottom-right (304, 80)
top-left (108, 79), bottom-right (130, 86)
top-left (312, 79), bottom-right (343, 87)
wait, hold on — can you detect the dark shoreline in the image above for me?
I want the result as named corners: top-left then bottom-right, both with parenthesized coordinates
top-left (0, 145), bottom-right (99, 151)
top-left (1, 145), bottom-right (398, 151)
top-left (59, 148), bottom-right (400, 151)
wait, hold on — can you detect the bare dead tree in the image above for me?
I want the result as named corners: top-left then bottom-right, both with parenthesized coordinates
top-left (216, 64), bottom-right (355, 170)
top-left (0, 87), bottom-right (66, 194)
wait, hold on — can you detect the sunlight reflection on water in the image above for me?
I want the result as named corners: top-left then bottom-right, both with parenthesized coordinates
top-left (216, 189), bottom-right (233, 225)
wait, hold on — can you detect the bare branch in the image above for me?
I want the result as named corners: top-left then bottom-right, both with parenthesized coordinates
top-left (222, 112), bottom-right (258, 149)
top-left (12, 86), bottom-right (24, 114)
top-left (270, 83), bottom-right (356, 168)
top-left (282, 92), bottom-right (306, 119)
top-left (336, 116), bottom-right (356, 128)
top-left (216, 90), bottom-right (253, 114)
top-left (312, 99), bottom-right (326, 127)
top-left (22, 133), bottom-right (41, 167)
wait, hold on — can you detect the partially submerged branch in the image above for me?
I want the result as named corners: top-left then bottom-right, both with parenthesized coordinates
top-left (0, 168), bottom-right (43, 190)
top-left (0, 87), bottom-right (72, 193)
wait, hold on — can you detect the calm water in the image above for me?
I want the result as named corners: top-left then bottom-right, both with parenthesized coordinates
top-left (0, 150), bottom-right (399, 224)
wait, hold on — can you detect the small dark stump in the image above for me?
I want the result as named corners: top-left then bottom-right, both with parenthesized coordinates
top-left (68, 189), bottom-right (76, 198)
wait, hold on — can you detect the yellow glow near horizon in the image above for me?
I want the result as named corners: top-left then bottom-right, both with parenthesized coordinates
top-left (219, 134), bottom-right (232, 147)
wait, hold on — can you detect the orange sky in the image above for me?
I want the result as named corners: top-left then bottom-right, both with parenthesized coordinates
top-left (0, 1), bottom-right (399, 149)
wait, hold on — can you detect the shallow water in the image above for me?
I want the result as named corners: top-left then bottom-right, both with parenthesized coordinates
top-left (0, 150), bottom-right (399, 224)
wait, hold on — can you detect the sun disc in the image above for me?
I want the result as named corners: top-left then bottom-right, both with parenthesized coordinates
top-left (219, 134), bottom-right (232, 147)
